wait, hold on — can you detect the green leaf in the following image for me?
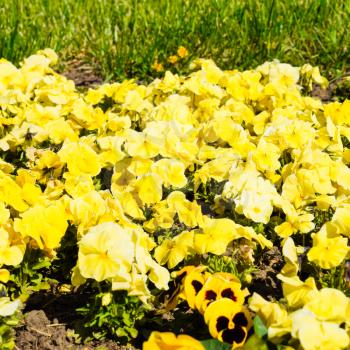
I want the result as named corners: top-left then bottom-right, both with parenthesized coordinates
top-left (253, 315), bottom-right (268, 339)
top-left (242, 334), bottom-right (269, 350)
top-left (201, 339), bottom-right (231, 350)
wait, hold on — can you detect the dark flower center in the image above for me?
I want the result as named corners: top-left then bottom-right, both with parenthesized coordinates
top-left (221, 326), bottom-right (246, 345)
top-left (233, 312), bottom-right (248, 327)
top-left (191, 280), bottom-right (203, 294)
top-left (216, 316), bottom-right (229, 332)
top-left (221, 288), bottom-right (237, 301)
top-left (205, 290), bottom-right (217, 301)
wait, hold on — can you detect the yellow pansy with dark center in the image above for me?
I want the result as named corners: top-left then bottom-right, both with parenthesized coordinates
top-left (183, 266), bottom-right (209, 308)
top-left (204, 298), bottom-right (252, 349)
top-left (163, 266), bottom-right (196, 311)
top-left (195, 274), bottom-right (247, 314)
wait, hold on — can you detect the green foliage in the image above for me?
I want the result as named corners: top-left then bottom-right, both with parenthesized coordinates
top-left (1, 0), bottom-right (349, 82)
top-left (201, 338), bottom-right (231, 350)
top-left (253, 315), bottom-right (268, 339)
top-left (243, 334), bottom-right (269, 350)
top-left (0, 315), bottom-right (19, 350)
top-left (8, 249), bottom-right (52, 301)
top-left (0, 287), bottom-right (21, 350)
top-left (318, 262), bottom-right (350, 297)
top-left (76, 289), bottom-right (148, 343)
top-left (334, 78), bottom-right (350, 102)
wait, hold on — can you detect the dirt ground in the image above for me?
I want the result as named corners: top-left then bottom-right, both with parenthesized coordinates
top-left (15, 309), bottom-right (138, 350)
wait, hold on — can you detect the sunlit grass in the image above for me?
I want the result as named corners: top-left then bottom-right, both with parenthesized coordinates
top-left (1, 0), bottom-right (349, 81)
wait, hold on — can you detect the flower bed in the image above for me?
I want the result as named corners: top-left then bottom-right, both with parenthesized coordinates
top-left (0, 50), bottom-right (348, 350)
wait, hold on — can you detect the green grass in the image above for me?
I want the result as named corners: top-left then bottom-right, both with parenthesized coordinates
top-left (0, 0), bottom-right (349, 82)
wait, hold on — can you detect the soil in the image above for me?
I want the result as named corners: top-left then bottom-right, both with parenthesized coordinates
top-left (15, 291), bottom-right (140, 350)
top-left (15, 310), bottom-right (138, 350)
top-left (62, 54), bottom-right (103, 88)
top-left (250, 246), bottom-right (284, 301)
top-left (311, 72), bottom-right (350, 102)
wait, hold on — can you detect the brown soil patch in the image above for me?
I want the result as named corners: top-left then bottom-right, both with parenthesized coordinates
top-left (15, 309), bottom-right (138, 350)
top-left (62, 54), bottom-right (103, 88)
top-left (250, 246), bottom-right (284, 301)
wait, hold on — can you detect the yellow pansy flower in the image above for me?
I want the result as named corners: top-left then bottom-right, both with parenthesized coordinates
top-left (143, 331), bottom-right (204, 350)
top-left (307, 225), bottom-right (349, 269)
top-left (58, 141), bottom-right (101, 176)
top-left (0, 228), bottom-right (24, 266)
top-left (14, 202), bottom-right (68, 250)
top-left (78, 222), bottom-right (134, 282)
top-left (135, 173), bottom-right (163, 205)
top-left (154, 230), bottom-right (194, 269)
top-left (195, 274), bottom-right (247, 314)
top-left (204, 298), bottom-right (252, 349)
top-left (291, 309), bottom-right (349, 350)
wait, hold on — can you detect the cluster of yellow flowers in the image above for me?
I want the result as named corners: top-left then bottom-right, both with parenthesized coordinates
top-left (0, 49), bottom-right (349, 349)
top-left (173, 266), bottom-right (252, 349)
top-left (152, 46), bottom-right (189, 72)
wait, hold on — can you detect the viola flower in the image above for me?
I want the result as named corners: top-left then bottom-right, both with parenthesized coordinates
top-left (161, 266), bottom-right (197, 311)
top-left (182, 266), bottom-right (209, 308)
top-left (204, 298), bottom-right (252, 349)
top-left (154, 230), bottom-right (194, 268)
top-left (77, 222), bottom-right (134, 282)
top-left (143, 331), bottom-right (204, 350)
top-left (152, 60), bottom-right (164, 72)
top-left (177, 46), bottom-right (189, 58)
top-left (195, 274), bottom-right (248, 314)
top-left (307, 225), bottom-right (349, 269)
top-left (168, 55), bottom-right (179, 64)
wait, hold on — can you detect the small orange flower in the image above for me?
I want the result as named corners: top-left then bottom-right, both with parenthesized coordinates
top-left (177, 46), bottom-right (189, 58)
top-left (168, 55), bottom-right (179, 64)
top-left (152, 60), bottom-right (164, 72)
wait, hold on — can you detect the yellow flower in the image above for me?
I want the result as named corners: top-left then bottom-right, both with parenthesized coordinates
top-left (277, 274), bottom-right (317, 309)
top-left (168, 55), bottom-right (179, 64)
top-left (307, 225), bottom-right (349, 269)
top-left (154, 230), bottom-right (194, 269)
top-left (249, 293), bottom-right (291, 341)
top-left (117, 191), bottom-right (145, 220)
top-left (291, 309), bottom-right (349, 350)
top-left (167, 191), bottom-right (204, 228)
top-left (204, 298), bottom-right (252, 349)
top-left (143, 331), bottom-right (204, 350)
top-left (304, 288), bottom-right (349, 323)
top-left (195, 274), bottom-right (248, 314)
top-left (78, 222), bottom-right (134, 282)
top-left (182, 266), bottom-right (209, 308)
top-left (331, 204), bottom-right (350, 237)
top-left (58, 142), bottom-right (101, 176)
top-left (177, 46), bottom-right (189, 58)
top-left (0, 172), bottom-right (28, 212)
top-left (0, 269), bottom-right (10, 283)
top-left (193, 218), bottom-right (237, 255)
top-left (0, 228), bottom-right (24, 266)
top-left (135, 174), bottom-right (163, 205)
top-left (125, 130), bottom-right (159, 159)
top-left (68, 191), bottom-right (108, 234)
top-left (14, 203), bottom-right (68, 250)
top-left (152, 60), bottom-right (164, 72)
top-left (151, 158), bottom-right (187, 188)
top-left (252, 140), bottom-right (281, 173)
top-left (0, 202), bottom-right (10, 225)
